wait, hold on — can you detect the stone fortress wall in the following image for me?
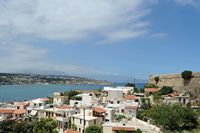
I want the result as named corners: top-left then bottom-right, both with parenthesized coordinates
top-left (149, 72), bottom-right (200, 98)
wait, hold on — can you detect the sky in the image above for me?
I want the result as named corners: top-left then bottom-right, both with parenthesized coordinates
top-left (0, 0), bottom-right (200, 82)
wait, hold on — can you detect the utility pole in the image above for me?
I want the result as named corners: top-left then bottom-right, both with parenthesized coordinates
top-left (83, 107), bottom-right (85, 133)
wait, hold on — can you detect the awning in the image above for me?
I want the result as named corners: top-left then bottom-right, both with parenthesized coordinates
top-left (30, 110), bottom-right (37, 116)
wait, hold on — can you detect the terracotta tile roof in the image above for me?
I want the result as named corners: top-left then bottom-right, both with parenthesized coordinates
top-left (144, 88), bottom-right (159, 93)
top-left (125, 106), bottom-right (138, 110)
top-left (112, 127), bottom-right (135, 131)
top-left (55, 105), bottom-right (71, 110)
top-left (0, 109), bottom-right (14, 114)
top-left (124, 95), bottom-right (138, 100)
top-left (13, 109), bottom-right (26, 114)
top-left (65, 129), bottom-right (80, 133)
top-left (93, 107), bottom-right (106, 113)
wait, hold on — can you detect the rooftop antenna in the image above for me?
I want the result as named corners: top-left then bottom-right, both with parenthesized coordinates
top-left (133, 75), bottom-right (136, 88)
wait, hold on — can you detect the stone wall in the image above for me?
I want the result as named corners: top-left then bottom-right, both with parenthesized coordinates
top-left (149, 72), bottom-right (200, 98)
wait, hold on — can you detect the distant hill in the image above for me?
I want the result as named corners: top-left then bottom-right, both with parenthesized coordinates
top-left (0, 73), bottom-right (111, 85)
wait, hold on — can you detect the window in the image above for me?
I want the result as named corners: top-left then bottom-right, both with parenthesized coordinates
top-left (94, 120), bottom-right (96, 125)
top-left (80, 119), bottom-right (82, 124)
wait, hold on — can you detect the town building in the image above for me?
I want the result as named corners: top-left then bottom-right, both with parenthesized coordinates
top-left (53, 92), bottom-right (67, 106)
top-left (71, 111), bottom-right (102, 133)
top-left (102, 118), bottom-right (161, 133)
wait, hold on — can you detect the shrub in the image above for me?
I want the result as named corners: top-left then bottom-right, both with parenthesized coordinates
top-left (181, 70), bottom-right (193, 80)
top-left (160, 86), bottom-right (173, 95)
top-left (86, 125), bottom-right (102, 133)
top-left (144, 83), bottom-right (159, 88)
top-left (154, 76), bottom-right (160, 84)
top-left (144, 104), bottom-right (198, 131)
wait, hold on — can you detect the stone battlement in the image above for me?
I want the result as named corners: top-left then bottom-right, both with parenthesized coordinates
top-left (149, 72), bottom-right (200, 98)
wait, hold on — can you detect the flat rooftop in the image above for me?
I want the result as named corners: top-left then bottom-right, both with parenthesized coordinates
top-left (71, 114), bottom-right (98, 121)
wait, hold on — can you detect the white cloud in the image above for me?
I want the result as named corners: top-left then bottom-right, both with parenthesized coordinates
top-left (0, 41), bottom-right (119, 77)
top-left (0, 0), bottom-right (158, 80)
top-left (0, 0), bottom-right (156, 43)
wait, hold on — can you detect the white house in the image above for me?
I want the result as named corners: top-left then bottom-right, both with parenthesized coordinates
top-left (102, 118), bottom-right (161, 133)
top-left (53, 92), bottom-right (67, 106)
top-left (27, 98), bottom-right (48, 113)
top-left (70, 93), bottom-right (98, 108)
top-left (104, 86), bottom-right (134, 95)
top-left (71, 113), bottom-right (102, 133)
top-left (36, 105), bottom-right (78, 133)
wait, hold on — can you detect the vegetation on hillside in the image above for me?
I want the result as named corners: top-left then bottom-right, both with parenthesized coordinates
top-left (144, 83), bottom-right (159, 88)
top-left (160, 86), bottom-right (173, 95)
top-left (144, 104), bottom-right (198, 131)
top-left (0, 118), bottom-right (58, 133)
top-left (85, 125), bottom-right (102, 133)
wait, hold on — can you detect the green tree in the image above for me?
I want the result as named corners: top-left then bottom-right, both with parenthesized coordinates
top-left (45, 96), bottom-right (53, 104)
top-left (72, 96), bottom-right (82, 100)
top-left (114, 114), bottom-right (126, 121)
top-left (119, 130), bottom-right (128, 133)
top-left (0, 121), bottom-right (14, 132)
top-left (118, 129), bottom-right (142, 133)
top-left (139, 88), bottom-right (144, 93)
top-left (154, 76), bottom-right (160, 84)
top-left (70, 123), bottom-right (77, 130)
top-left (32, 118), bottom-right (58, 133)
top-left (67, 90), bottom-right (80, 100)
top-left (86, 125), bottom-right (102, 133)
top-left (153, 91), bottom-right (163, 105)
top-left (12, 121), bottom-right (33, 133)
top-left (134, 87), bottom-right (139, 93)
top-left (144, 104), bottom-right (198, 131)
top-left (159, 86), bottom-right (173, 95)
top-left (181, 70), bottom-right (193, 80)
top-left (134, 129), bottom-right (142, 133)
top-left (144, 83), bottom-right (159, 88)
top-left (140, 98), bottom-right (151, 110)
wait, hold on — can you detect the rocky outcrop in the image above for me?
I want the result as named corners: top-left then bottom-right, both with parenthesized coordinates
top-left (149, 72), bottom-right (200, 98)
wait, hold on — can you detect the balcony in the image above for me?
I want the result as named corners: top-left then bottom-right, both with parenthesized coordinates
top-left (56, 117), bottom-right (69, 122)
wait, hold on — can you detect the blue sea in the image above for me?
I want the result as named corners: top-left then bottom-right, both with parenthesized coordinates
top-left (0, 83), bottom-right (145, 102)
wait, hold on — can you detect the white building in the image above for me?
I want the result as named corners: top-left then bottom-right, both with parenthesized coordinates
top-left (102, 121), bottom-right (135, 133)
top-left (108, 90), bottom-right (123, 100)
top-left (53, 92), bottom-right (67, 106)
top-left (36, 105), bottom-right (78, 133)
top-left (27, 98), bottom-right (48, 113)
top-left (105, 107), bottom-right (114, 122)
top-left (70, 93), bottom-right (98, 108)
top-left (104, 86), bottom-right (134, 95)
top-left (105, 96), bottom-right (139, 119)
top-left (102, 118), bottom-right (161, 133)
top-left (71, 113), bottom-right (102, 133)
